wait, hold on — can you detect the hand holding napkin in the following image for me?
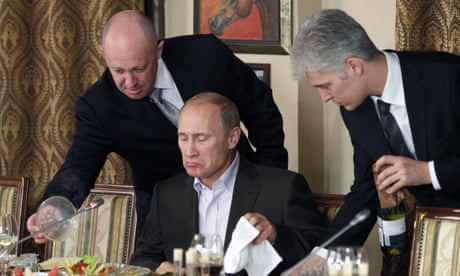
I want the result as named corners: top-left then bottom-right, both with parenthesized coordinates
top-left (224, 216), bottom-right (282, 276)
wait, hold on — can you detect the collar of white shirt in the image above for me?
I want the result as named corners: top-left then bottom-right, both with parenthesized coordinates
top-left (371, 51), bottom-right (405, 107)
top-left (150, 58), bottom-right (183, 110)
top-left (193, 152), bottom-right (240, 193)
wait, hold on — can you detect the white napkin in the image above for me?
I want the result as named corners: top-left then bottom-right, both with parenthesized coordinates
top-left (224, 216), bottom-right (282, 276)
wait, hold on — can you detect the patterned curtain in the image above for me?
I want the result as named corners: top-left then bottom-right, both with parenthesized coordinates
top-left (0, 0), bottom-right (143, 254)
top-left (396, 0), bottom-right (460, 53)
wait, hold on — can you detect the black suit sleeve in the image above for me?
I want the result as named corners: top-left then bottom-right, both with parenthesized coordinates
top-left (432, 64), bottom-right (460, 194)
top-left (272, 173), bottom-right (328, 266)
top-left (40, 95), bottom-right (112, 207)
top-left (130, 183), bottom-right (166, 270)
top-left (321, 141), bottom-right (379, 246)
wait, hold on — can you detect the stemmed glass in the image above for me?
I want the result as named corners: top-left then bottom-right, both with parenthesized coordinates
top-left (0, 214), bottom-right (18, 275)
top-left (205, 234), bottom-right (224, 276)
top-left (326, 246), bottom-right (369, 276)
top-left (354, 247), bottom-right (369, 276)
top-left (190, 233), bottom-right (206, 253)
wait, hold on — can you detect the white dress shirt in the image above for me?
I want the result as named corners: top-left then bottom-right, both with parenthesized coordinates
top-left (193, 152), bottom-right (240, 242)
top-left (372, 51), bottom-right (440, 190)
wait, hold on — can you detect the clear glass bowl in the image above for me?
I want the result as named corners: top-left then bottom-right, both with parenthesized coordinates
top-left (36, 196), bottom-right (77, 241)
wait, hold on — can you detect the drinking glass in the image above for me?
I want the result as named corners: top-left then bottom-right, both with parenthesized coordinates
top-left (188, 233), bottom-right (206, 276)
top-left (36, 196), bottom-right (77, 241)
top-left (354, 247), bottom-right (369, 276)
top-left (0, 214), bottom-right (18, 275)
top-left (299, 262), bottom-right (327, 276)
top-left (204, 234), bottom-right (224, 276)
top-left (326, 246), bottom-right (369, 276)
top-left (190, 233), bottom-right (206, 253)
top-left (9, 253), bottom-right (40, 275)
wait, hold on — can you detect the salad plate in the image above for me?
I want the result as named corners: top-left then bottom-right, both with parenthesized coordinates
top-left (38, 257), bottom-right (151, 275)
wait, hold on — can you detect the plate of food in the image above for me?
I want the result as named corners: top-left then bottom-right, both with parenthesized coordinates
top-left (38, 255), bottom-right (151, 275)
top-left (39, 257), bottom-right (68, 271)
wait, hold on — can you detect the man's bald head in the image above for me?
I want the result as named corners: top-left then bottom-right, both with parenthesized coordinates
top-left (100, 10), bottom-right (158, 49)
top-left (99, 10), bottom-right (164, 100)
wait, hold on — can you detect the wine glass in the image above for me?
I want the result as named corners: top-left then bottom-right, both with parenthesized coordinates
top-left (298, 260), bottom-right (326, 276)
top-left (326, 247), bottom-right (340, 275)
top-left (353, 247), bottom-right (369, 276)
top-left (326, 246), bottom-right (369, 276)
top-left (204, 234), bottom-right (224, 276)
top-left (0, 214), bottom-right (18, 275)
top-left (36, 196), bottom-right (77, 241)
top-left (190, 233), bottom-right (206, 253)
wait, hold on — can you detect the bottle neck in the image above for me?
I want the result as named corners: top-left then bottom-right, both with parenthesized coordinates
top-left (379, 202), bottom-right (406, 217)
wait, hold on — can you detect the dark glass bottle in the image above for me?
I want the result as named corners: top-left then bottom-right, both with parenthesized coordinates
top-left (377, 202), bottom-right (407, 255)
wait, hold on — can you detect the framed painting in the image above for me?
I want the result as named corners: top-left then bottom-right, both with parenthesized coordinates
top-left (248, 63), bottom-right (270, 86)
top-left (145, 0), bottom-right (165, 39)
top-left (193, 0), bottom-right (292, 55)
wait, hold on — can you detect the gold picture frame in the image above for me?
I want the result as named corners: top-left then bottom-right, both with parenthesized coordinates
top-left (194, 0), bottom-right (292, 55)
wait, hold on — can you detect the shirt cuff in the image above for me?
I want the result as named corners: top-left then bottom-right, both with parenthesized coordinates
top-left (312, 246), bottom-right (328, 259)
top-left (428, 161), bottom-right (441, 190)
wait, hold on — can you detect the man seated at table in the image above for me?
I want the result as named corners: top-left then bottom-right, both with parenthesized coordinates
top-left (129, 92), bottom-right (327, 275)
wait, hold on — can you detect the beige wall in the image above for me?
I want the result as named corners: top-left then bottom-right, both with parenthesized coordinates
top-left (163, 0), bottom-right (396, 193)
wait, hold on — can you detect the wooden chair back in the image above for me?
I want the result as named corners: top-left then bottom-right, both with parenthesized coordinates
top-left (313, 193), bottom-right (345, 224)
top-left (45, 184), bottom-right (137, 264)
top-left (409, 206), bottom-right (460, 276)
top-left (0, 176), bottom-right (30, 253)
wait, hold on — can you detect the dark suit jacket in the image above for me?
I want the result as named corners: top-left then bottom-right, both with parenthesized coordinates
top-left (41, 34), bottom-right (288, 230)
top-left (324, 51), bottom-right (460, 246)
top-left (130, 156), bottom-right (327, 275)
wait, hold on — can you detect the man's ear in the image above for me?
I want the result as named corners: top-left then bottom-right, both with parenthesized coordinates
top-left (156, 40), bottom-right (164, 59)
top-left (228, 127), bottom-right (241, 149)
top-left (346, 57), bottom-right (364, 76)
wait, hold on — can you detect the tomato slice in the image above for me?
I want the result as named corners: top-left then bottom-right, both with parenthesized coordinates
top-left (47, 266), bottom-right (60, 276)
top-left (14, 267), bottom-right (24, 276)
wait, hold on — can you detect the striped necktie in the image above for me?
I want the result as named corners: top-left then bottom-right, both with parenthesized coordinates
top-left (150, 89), bottom-right (179, 127)
top-left (377, 100), bottom-right (412, 158)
